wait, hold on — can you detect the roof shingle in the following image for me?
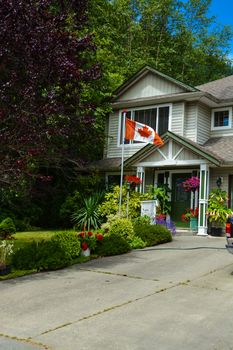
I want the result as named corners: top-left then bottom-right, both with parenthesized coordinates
top-left (197, 75), bottom-right (233, 100)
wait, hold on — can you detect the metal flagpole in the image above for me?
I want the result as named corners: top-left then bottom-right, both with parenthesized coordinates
top-left (118, 110), bottom-right (127, 217)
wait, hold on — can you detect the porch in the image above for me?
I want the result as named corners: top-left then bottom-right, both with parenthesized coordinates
top-left (122, 131), bottom-right (223, 236)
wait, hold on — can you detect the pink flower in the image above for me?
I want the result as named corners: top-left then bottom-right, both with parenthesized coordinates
top-left (182, 177), bottom-right (200, 192)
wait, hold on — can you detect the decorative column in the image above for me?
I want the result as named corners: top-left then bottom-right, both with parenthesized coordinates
top-left (136, 166), bottom-right (145, 193)
top-left (197, 163), bottom-right (209, 236)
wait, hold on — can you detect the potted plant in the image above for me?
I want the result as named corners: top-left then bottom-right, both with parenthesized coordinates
top-left (124, 175), bottom-right (142, 190)
top-left (181, 208), bottom-right (199, 232)
top-left (182, 176), bottom-right (200, 193)
top-left (207, 188), bottom-right (233, 236)
top-left (0, 240), bottom-right (14, 275)
top-left (77, 231), bottom-right (103, 256)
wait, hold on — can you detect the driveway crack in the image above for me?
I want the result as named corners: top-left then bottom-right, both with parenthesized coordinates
top-left (78, 267), bottom-right (160, 281)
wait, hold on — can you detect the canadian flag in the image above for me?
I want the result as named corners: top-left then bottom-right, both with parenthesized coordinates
top-left (125, 118), bottom-right (164, 146)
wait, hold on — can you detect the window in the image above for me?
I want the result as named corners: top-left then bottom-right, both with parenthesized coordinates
top-left (120, 105), bottom-right (169, 144)
top-left (211, 108), bottom-right (232, 130)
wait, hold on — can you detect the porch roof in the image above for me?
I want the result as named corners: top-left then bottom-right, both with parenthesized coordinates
top-left (123, 131), bottom-right (223, 168)
top-left (88, 157), bottom-right (122, 171)
top-left (203, 136), bottom-right (233, 164)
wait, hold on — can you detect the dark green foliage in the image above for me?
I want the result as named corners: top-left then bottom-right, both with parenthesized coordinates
top-left (71, 192), bottom-right (104, 230)
top-left (13, 232), bottom-right (81, 271)
top-left (94, 233), bottom-right (131, 256)
top-left (133, 223), bottom-right (172, 247)
top-left (0, 217), bottom-right (16, 239)
top-left (59, 191), bottom-right (82, 226)
top-left (89, 0), bottom-right (233, 89)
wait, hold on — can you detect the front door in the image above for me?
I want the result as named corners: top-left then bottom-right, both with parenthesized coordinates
top-left (171, 173), bottom-right (191, 224)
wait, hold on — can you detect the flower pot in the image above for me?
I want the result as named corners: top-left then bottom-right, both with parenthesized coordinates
top-left (0, 265), bottom-right (11, 276)
top-left (81, 248), bottom-right (90, 257)
top-left (210, 227), bottom-right (223, 237)
top-left (190, 217), bottom-right (198, 232)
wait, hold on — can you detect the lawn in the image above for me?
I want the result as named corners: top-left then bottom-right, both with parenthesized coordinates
top-left (13, 229), bottom-right (75, 242)
top-left (12, 230), bottom-right (75, 251)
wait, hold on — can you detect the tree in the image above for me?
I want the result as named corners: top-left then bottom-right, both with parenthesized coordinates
top-left (89, 0), bottom-right (233, 89)
top-left (0, 0), bottom-right (101, 188)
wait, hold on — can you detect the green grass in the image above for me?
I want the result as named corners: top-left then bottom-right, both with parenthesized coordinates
top-left (13, 229), bottom-right (75, 242)
top-left (12, 229), bottom-right (75, 251)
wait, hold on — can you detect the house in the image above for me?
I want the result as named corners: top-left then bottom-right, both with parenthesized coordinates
top-left (92, 66), bottom-right (233, 235)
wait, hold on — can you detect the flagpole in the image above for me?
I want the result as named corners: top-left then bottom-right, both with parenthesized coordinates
top-left (119, 110), bottom-right (127, 217)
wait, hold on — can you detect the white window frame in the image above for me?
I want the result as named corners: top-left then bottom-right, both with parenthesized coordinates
top-left (211, 107), bottom-right (232, 130)
top-left (118, 104), bottom-right (171, 146)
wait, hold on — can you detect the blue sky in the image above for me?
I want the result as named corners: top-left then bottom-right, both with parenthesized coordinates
top-left (209, 0), bottom-right (233, 56)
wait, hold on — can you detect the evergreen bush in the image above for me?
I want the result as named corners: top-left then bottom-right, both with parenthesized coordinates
top-left (133, 223), bottom-right (172, 247)
top-left (109, 218), bottom-right (134, 239)
top-left (13, 232), bottom-right (81, 271)
top-left (94, 233), bottom-right (131, 256)
top-left (0, 217), bottom-right (16, 239)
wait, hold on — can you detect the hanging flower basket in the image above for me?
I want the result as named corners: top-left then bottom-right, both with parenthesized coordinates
top-left (182, 176), bottom-right (200, 193)
top-left (124, 175), bottom-right (142, 190)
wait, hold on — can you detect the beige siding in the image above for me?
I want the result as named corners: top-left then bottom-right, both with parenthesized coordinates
top-left (197, 103), bottom-right (211, 145)
top-left (119, 72), bottom-right (184, 101)
top-left (106, 111), bottom-right (144, 158)
top-left (171, 102), bottom-right (184, 136)
top-left (209, 168), bottom-right (233, 193)
top-left (176, 149), bottom-right (201, 161)
top-left (210, 105), bottom-right (233, 137)
top-left (184, 102), bottom-right (197, 141)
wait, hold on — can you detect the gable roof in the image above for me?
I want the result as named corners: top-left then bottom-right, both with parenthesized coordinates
top-left (123, 131), bottom-right (223, 168)
top-left (197, 75), bottom-right (233, 101)
top-left (113, 66), bottom-right (197, 101)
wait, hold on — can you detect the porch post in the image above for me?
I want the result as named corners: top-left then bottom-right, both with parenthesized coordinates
top-left (136, 166), bottom-right (145, 193)
top-left (197, 163), bottom-right (209, 236)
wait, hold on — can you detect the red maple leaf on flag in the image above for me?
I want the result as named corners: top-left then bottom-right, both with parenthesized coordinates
top-left (138, 126), bottom-right (152, 138)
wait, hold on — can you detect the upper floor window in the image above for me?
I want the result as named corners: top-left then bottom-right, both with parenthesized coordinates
top-left (211, 107), bottom-right (232, 130)
top-left (120, 105), bottom-right (170, 144)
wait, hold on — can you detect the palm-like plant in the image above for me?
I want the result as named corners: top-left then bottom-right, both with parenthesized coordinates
top-left (71, 193), bottom-right (104, 230)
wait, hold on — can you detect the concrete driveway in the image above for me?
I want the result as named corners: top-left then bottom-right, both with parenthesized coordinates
top-left (1, 234), bottom-right (233, 350)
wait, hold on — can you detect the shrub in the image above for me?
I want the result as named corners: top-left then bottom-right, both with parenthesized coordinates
top-left (109, 218), bottom-right (134, 239)
top-left (59, 191), bottom-right (82, 226)
top-left (98, 185), bottom-right (145, 219)
top-left (94, 233), bottom-right (131, 256)
top-left (128, 236), bottom-right (146, 249)
top-left (0, 217), bottom-right (16, 239)
top-left (134, 223), bottom-right (172, 247)
top-left (13, 232), bottom-right (81, 271)
top-left (132, 216), bottom-right (151, 227)
top-left (71, 192), bottom-right (104, 230)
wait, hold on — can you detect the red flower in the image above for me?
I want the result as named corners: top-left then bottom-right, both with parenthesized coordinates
top-left (124, 175), bottom-right (142, 185)
top-left (181, 208), bottom-right (199, 221)
top-left (96, 233), bottom-right (103, 241)
top-left (81, 242), bottom-right (88, 250)
top-left (78, 231), bottom-right (85, 238)
top-left (87, 231), bottom-right (93, 236)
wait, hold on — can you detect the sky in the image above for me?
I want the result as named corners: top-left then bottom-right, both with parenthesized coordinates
top-left (209, 0), bottom-right (233, 56)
